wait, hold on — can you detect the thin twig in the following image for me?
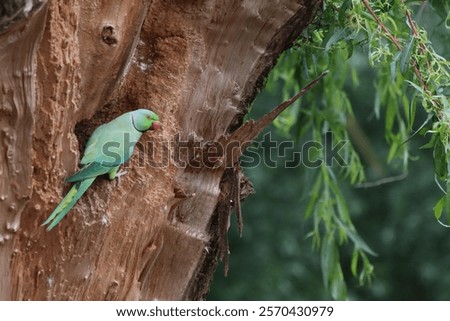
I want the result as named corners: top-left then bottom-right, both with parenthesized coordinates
top-left (361, 0), bottom-right (433, 97)
top-left (405, 7), bottom-right (427, 58)
top-left (361, 0), bottom-right (403, 50)
top-left (403, 9), bottom-right (439, 107)
top-left (355, 172), bottom-right (408, 188)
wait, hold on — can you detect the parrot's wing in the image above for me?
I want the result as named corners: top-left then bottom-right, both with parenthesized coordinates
top-left (80, 135), bottom-right (100, 165)
top-left (66, 161), bottom-right (113, 183)
top-left (42, 177), bottom-right (96, 230)
top-left (80, 113), bottom-right (142, 165)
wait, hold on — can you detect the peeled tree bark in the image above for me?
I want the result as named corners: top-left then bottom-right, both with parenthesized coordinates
top-left (0, 0), bottom-right (321, 300)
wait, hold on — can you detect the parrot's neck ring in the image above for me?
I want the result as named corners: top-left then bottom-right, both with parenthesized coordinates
top-left (131, 114), bottom-right (147, 133)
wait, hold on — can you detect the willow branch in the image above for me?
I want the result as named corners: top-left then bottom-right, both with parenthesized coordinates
top-left (361, 0), bottom-right (433, 98)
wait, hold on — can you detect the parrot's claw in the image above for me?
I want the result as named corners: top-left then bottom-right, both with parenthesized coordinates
top-left (116, 169), bottom-right (128, 178)
top-left (115, 170), bottom-right (128, 186)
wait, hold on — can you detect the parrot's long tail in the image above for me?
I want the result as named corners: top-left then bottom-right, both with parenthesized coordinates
top-left (42, 177), bottom-right (96, 231)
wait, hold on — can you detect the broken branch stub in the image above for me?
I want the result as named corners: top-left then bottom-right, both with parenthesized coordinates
top-left (185, 71), bottom-right (329, 172)
top-left (222, 70), bottom-right (329, 166)
top-left (212, 71), bottom-right (328, 274)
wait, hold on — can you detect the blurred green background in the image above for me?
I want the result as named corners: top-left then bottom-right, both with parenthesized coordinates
top-left (208, 5), bottom-right (450, 299)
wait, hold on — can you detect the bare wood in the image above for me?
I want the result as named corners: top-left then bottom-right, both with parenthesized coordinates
top-left (222, 70), bottom-right (329, 166)
top-left (0, 0), bottom-right (321, 300)
top-left (0, 1), bottom-right (47, 300)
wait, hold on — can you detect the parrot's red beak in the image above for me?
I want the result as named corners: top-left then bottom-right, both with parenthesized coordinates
top-left (151, 121), bottom-right (162, 130)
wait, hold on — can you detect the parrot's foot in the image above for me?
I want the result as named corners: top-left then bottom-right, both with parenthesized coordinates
top-left (115, 170), bottom-right (128, 178)
top-left (115, 170), bottom-right (128, 187)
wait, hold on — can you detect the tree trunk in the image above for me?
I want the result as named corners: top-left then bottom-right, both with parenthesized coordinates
top-left (0, 0), bottom-right (320, 300)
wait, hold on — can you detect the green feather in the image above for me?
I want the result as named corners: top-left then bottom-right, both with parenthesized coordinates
top-left (66, 162), bottom-right (112, 183)
top-left (43, 177), bottom-right (96, 231)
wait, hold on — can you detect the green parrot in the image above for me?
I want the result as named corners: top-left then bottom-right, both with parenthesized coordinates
top-left (42, 109), bottom-right (161, 231)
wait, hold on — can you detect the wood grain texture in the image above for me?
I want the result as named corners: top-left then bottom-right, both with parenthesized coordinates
top-left (0, 1), bottom-right (47, 300)
top-left (0, 0), bottom-right (321, 300)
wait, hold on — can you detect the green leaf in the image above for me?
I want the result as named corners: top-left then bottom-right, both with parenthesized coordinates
top-left (409, 94), bottom-right (418, 130)
top-left (420, 132), bottom-right (437, 149)
top-left (446, 10), bottom-right (450, 29)
top-left (404, 113), bottom-right (432, 144)
top-left (330, 267), bottom-right (347, 300)
top-left (405, 80), bottom-right (424, 95)
top-left (328, 179), bottom-right (351, 223)
top-left (433, 139), bottom-right (448, 180)
top-left (434, 195), bottom-right (446, 220)
top-left (320, 234), bottom-right (347, 300)
top-left (351, 249), bottom-right (359, 277)
top-left (387, 139), bottom-right (399, 163)
top-left (320, 234), bottom-right (337, 288)
top-left (400, 36), bottom-right (415, 74)
top-left (305, 174), bottom-right (322, 219)
top-left (385, 99), bottom-right (396, 134)
top-left (325, 28), bottom-right (346, 52)
top-left (335, 218), bottom-right (377, 256)
top-left (390, 51), bottom-right (401, 81)
top-left (359, 252), bottom-right (375, 285)
top-left (374, 90), bottom-right (381, 119)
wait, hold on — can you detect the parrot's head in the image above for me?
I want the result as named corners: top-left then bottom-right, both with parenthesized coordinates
top-left (132, 109), bottom-right (161, 132)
